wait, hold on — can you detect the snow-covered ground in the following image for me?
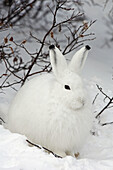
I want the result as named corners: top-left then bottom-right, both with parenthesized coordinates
top-left (0, 82), bottom-right (113, 170)
top-left (0, 1), bottom-right (113, 170)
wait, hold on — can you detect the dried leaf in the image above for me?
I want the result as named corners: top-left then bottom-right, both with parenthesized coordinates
top-left (75, 152), bottom-right (79, 158)
top-left (10, 23), bottom-right (13, 27)
top-left (4, 37), bottom-right (8, 44)
top-left (61, 7), bottom-right (74, 11)
top-left (56, 44), bottom-right (60, 49)
top-left (3, 74), bottom-right (7, 76)
top-left (20, 57), bottom-right (23, 64)
top-left (9, 47), bottom-right (14, 53)
top-left (79, 34), bottom-right (84, 38)
top-left (83, 22), bottom-right (88, 30)
top-left (9, 37), bottom-right (13, 41)
top-left (30, 4), bottom-right (32, 8)
top-left (0, 22), bottom-right (3, 26)
top-left (50, 32), bottom-right (54, 38)
top-left (0, 74), bottom-right (7, 79)
top-left (13, 57), bottom-right (18, 63)
top-left (22, 40), bottom-right (27, 44)
top-left (59, 25), bottom-right (62, 32)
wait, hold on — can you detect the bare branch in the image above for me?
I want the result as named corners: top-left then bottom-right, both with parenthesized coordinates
top-left (0, 117), bottom-right (5, 123)
top-left (26, 139), bottom-right (62, 158)
top-left (95, 84), bottom-right (113, 119)
top-left (0, 0), bottom-right (95, 90)
top-left (101, 121), bottom-right (113, 126)
top-left (92, 93), bottom-right (99, 105)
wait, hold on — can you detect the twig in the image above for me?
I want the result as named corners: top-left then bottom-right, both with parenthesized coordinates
top-left (26, 139), bottom-right (62, 158)
top-left (0, 0), bottom-right (95, 90)
top-left (96, 84), bottom-right (111, 100)
top-left (95, 84), bottom-right (113, 119)
top-left (21, 1), bottom-right (59, 85)
top-left (101, 121), bottom-right (113, 126)
top-left (0, 117), bottom-right (5, 123)
top-left (28, 63), bottom-right (51, 77)
top-left (96, 99), bottom-right (113, 119)
top-left (92, 93), bottom-right (99, 105)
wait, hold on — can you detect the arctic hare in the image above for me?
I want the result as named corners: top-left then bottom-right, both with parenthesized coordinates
top-left (8, 45), bottom-right (92, 157)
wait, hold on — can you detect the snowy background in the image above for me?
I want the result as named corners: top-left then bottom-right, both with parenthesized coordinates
top-left (0, 0), bottom-right (113, 169)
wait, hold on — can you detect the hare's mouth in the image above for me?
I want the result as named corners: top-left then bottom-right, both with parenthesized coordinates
top-left (70, 105), bottom-right (84, 111)
top-left (75, 105), bottom-right (84, 111)
top-left (70, 101), bottom-right (85, 111)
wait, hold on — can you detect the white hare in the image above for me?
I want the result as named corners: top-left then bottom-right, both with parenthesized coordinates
top-left (7, 45), bottom-right (93, 157)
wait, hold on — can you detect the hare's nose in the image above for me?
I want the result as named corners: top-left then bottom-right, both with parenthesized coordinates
top-left (77, 97), bottom-right (85, 106)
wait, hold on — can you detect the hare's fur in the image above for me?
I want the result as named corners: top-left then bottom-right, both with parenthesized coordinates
top-left (7, 45), bottom-right (93, 157)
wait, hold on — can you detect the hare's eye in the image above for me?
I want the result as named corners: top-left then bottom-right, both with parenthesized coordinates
top-left (64, 85), bottom-right (71, 90)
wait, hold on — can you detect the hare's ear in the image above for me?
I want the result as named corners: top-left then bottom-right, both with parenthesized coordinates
top-left (49, 45), bottom-right (67, 78)
top-left (69, 45), bottom-right (91, 73)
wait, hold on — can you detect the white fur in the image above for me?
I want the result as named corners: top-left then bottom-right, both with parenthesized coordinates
top-left (7, 45), bottom-right (93, 157)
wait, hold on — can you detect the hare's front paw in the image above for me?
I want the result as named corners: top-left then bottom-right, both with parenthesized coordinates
top-left (74, 152), bottom-right (80, 158)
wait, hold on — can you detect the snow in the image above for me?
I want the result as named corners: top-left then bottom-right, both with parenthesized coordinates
top-left (0, 124), bottom-right (113, 170)
top-left (0, 1), bottom-right (113, 170)
top-left (0, 123), bottom-right (113, 170)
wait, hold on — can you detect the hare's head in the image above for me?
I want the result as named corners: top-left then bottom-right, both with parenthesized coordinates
top-left (49, 45), bottom-right (91, 110)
